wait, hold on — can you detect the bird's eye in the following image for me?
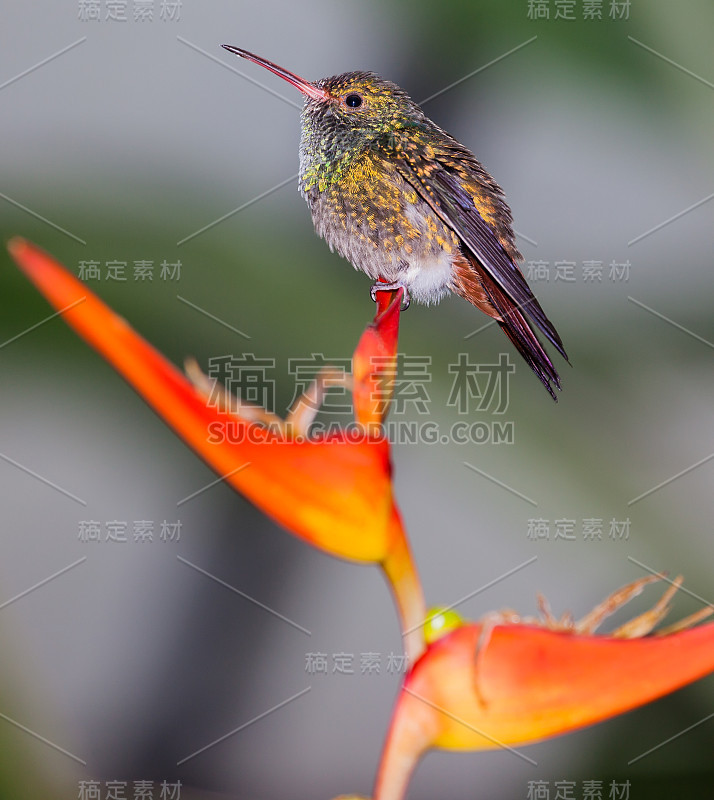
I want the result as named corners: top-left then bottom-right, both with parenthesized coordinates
top-left (344, 93), bottom-right (363, 108)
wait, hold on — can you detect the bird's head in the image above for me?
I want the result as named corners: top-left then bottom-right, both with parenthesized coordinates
top-left (222, 46), bottom-right (426, 146)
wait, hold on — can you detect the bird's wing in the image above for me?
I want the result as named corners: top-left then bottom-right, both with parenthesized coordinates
top-left (392, 135), bottom-right (568, 362)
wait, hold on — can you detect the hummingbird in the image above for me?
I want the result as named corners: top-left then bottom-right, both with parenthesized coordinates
top-left (222, 46), bottom-right (568, 400)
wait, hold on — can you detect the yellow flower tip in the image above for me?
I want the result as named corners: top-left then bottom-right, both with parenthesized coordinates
top-left (7, 236), bottom-right (29, 259)
top-left (423, 606), bottom-right (465, 644)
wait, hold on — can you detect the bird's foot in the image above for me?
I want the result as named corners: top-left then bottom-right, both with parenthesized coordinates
top-left (370, 281), bottom-right (410, 310)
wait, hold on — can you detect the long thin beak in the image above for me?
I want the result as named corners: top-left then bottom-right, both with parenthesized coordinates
top-left (222, 45), bottom-right (331, 103)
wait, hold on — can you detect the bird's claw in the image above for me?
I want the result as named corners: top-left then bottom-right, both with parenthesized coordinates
top-left (370, 281), bottom-right (410, 310)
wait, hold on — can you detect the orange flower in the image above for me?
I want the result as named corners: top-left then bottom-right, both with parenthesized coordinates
top-left (372, 580), bottom-right (714, 800)
top-left (10, 240), bottom-right (714, 800)
top-left (7, 238), bottom-right (425, 661)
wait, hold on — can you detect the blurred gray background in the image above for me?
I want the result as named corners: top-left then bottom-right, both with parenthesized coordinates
top-left (1, 1), bottom-right (713, 798)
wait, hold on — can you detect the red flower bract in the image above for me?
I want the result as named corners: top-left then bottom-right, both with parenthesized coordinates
top-left (373, 613), bottom-right (714, 799)
top-left (7, 238), bottom-right (426, 660)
